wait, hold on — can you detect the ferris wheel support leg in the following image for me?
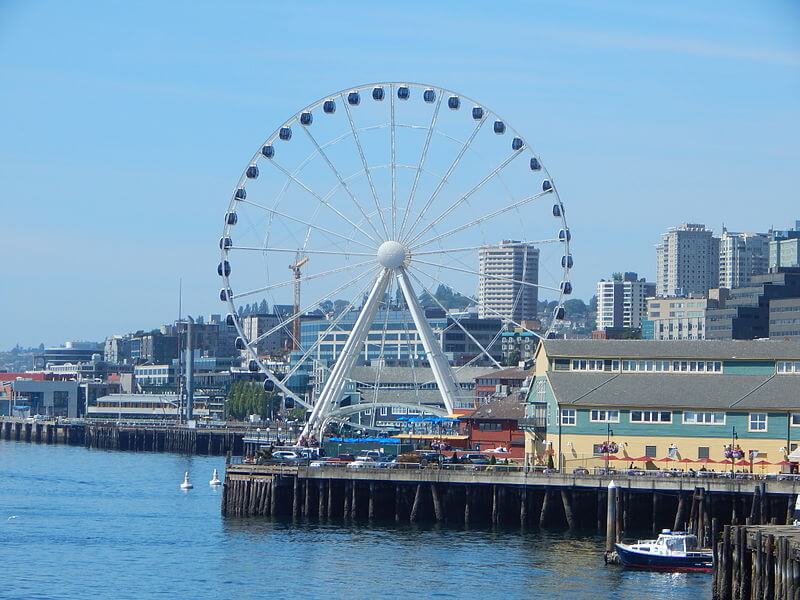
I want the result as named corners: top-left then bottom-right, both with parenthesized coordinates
top-left (301, 269), bottom-right (391, 440)
top-left (396, 267), bottom-right (460, 415)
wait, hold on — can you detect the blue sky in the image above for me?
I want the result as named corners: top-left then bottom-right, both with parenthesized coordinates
top-left (1, 1), bottom-right (798, 348)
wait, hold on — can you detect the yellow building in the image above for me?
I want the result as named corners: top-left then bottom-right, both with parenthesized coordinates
top-left (522, 339), bottom-right (800, 473)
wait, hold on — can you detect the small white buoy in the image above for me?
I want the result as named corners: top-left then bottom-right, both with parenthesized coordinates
top-left (209, 469), bottom-right (221, 486)
top-left (180, 471), bottom-right (193, 490)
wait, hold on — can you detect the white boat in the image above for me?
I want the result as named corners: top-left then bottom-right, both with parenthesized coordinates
top-left (614, 530), bottom-right (712, 572)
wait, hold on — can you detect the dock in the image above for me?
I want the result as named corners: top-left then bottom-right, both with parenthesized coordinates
top-left (713, 525), bottom-right (800, 599)
top-left (0, 416), bottom-right (245, 456)
top-left (221, 463), bottom-right (800, 537)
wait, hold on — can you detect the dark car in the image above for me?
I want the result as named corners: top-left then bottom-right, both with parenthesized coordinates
top-left (418, 451), bottom-right (445, 466)
top-left (460, 453), bottom-right (491, 465)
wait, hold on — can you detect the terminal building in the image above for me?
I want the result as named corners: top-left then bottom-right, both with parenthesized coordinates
top-left (522, 339), bottom-right (800, 472)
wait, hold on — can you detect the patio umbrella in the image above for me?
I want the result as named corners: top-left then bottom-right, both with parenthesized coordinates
top-left (629, 456), bottom-right (652, 462)
top-left (776, 460), bottom-right (793, 466)
top-left (677, 457), bottom-right (696, 470)
top-left (656, 457), bottom-right (675, 463)
top-left (603, 455), bottom-right (620, 461)
top-left (753, 459), bottom-right (772, 466)
top-left (734, 459), bottom-right (750, 466)
top-left (698, 457), bottom-right (718, 464)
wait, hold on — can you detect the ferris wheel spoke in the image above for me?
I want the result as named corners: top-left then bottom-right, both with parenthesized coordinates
top-left (409, 189), bottom-right (554, 251)
top-left (240, 200), bottom-right (376, 252)
top-left (300, 126), bottom-right (386, 241)
top-left (406, 269), bottom-right (502, 369)
top-left (411, 244), bottom-right (504, 256)
top-left (398, 91), bottom-right (443, 240)
top-left (389, 84), bottom-right (397, 238)
top-left (266, 159), bottom-right (380, 245)
top-left (402, 115), bottom-right (487, 245)
top-left (409, 264), bottom-right (543, 339)
top-left (340, 94), bottom-right (391, 240)
top-left (368, 278), bottom-right (394, 405)
top-left (250, 267), bottom-right (380, 346)
top-left (405, 150), bottom-right (523, 247)
top-left (231, 259), bottom-right (375, 301)
top-left (229, 246), bottom-right (373, 257)
top-left (284, 274), bottom-right (378, 381)
top-left (412, 258), bottom-right (561, 293)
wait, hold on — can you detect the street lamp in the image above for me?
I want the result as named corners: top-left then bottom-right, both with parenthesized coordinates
top-left (606, 424), bottom-right (614, 474)
top-left (730, 426), bottom-right (737, 477)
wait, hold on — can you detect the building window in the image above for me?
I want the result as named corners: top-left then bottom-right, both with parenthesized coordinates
top-left (630, 410), bottom-right (671, 424)
top-left (536, 380), bottom-right (546, 402)
top-left (683, 411), bottom-right (725, 425)
top-left (698, 446), bottom-right (710, 460)
top-left (380, 407), bottom-right (388, 416)
top-left (778, 361), bottom-right (800, 374)
top-left (560, 408), bottom-right (576, 426)
top-left (749, 413), bottom-right (767, 432)
top-left (645, 445), bottom-right (657, 458)
top-left (791, 413), bottom-right (800, 427)
top-left (478, 422), bottom-right (502, 432)
top-left (590, 409), bottom-right (619, 423)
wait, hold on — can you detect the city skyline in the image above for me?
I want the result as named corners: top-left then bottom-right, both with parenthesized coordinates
top-left (2, 1), bottom-right (799, 347)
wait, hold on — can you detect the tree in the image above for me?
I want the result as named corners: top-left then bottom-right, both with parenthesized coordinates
top-left (333, 299), bottom-right (349, 315)
top-left (258, 299), bottom-right (269, 315)
top-left (504, 350), bottom-right (521, 367)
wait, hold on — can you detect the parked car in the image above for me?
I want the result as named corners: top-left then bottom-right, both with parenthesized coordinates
top-left (418, 451), bottom-right (446, 466)
top-left (572, 467), bottom-right (589, 476)
top-left (309, 457), bottom-right (345, 468)
top-left (347, 456), bottom-right (378, 469)
top-left (460, 453), bottom-right (490, 465)
top-left (271, 450), bottom-right (304, 464)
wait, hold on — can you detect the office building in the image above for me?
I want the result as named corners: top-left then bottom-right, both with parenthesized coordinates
top-left (478, 240), bottom-right (539, 322)
top-left (241, 313), bottom-right (284, 358)
top-left (644, 293), bottom-right (726, 340)
top-left (596, 272), bottom-right (655, 331)
top-left (769, 297), bottom-right (800, 338)
top-left (718, 228), bottom-right (770, 289)
top-left (705, 270), bottom-right (800, 340)
top-left (770, 222), bottom-right (800, 271)
top-left (655, 224), bottom-right (719, 297)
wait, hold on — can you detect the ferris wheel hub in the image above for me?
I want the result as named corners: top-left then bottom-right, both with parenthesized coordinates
top-left (376, 240), bottom-right (407, 269)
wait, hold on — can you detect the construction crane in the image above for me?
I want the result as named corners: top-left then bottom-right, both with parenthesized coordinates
top-left (288, 255), bottom-right (309, 351)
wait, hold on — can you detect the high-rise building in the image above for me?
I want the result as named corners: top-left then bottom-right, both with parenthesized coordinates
top-left (655, 223), bottom-right (720, 297)
top-left (478, 240), bottom-right (539, 323)
top-left (241, 313), bottom-right (284, 358)
top-left (644, 294), bottom-right (724, 340)
top-left (718, 228), bottom-right (770, 289)
top-left (770, 221), bottom-right (800, 271)
top-left (596, 272), bottom-right (655, 331)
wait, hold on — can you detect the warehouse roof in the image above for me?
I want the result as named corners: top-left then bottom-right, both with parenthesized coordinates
top-left (467, 396), bottom-right (525, 420)
top-left (546, 372), bottom-right (800, 410)
top-left (348, 366), bottom-right (496, 385)
top-left (542, 339), bottom-right (800, 361)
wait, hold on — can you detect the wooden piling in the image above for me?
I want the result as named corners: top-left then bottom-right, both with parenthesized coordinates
top-left (561, 488), bottom-right (575, 530)
top-left (410, 484), bottom-right (422, 523)
top-left (606, 481), bottom-right (617, 553)
top-left (431, 484), bottom-right (444, 522)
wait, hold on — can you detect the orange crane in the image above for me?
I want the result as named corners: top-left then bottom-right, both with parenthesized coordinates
top-left (288, 255), bottom-right (309, 351)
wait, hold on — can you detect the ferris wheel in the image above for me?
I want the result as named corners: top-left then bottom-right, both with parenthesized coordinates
top-left (218, 82), bottom-right (572, 441)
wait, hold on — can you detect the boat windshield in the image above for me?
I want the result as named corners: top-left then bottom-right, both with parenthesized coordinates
top-left (684, 535), bottom-right (699, 550)
top-left (665, 537), bottom-right (686, 553)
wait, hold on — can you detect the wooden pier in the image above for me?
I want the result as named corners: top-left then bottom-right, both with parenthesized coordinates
top-left (0, 417), bottom-right (245, 456)
top-left (713, 525), bottom-right (800, 599)
top-left (221, 464), bottom-right (800, 538)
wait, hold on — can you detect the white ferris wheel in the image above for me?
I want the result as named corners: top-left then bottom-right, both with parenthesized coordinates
top-left (218, 82), bottom-right (572, 441)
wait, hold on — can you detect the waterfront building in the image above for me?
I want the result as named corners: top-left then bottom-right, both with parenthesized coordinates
top-left (718, 228), bottom-right (770, 289)
top-left (769, 221), bottom-right (800, 271)
top-left (655, 224), bottom-right (720, 297)
top-left (87, 393), bottom-right (213, 420)
top-left (522, 339), bottom-right (800, 471)
top-left (596, 272), bottom-right (655, 331)
top-left (478, 240), bottom-right (539, 322)
top-left (705, 270), bottom-right (800, 339)
top-left (644, 294), bottom-right (725, 340)
top-left (473, 367), bottom-right (530, 403)
top-left (4, 379), bottom-right (79, 418)
top-left (461, 396), bottom-right (525, 456)
top-left (500, 330), bottom-right (538, 364)
top-left (340, 365), bottom-right (493, 427)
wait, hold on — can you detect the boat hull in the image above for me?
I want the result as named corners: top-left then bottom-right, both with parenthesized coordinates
top-left (614, 543), bottom-right (712, 573)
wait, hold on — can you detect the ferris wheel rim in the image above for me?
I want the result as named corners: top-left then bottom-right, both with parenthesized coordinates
top-left (217, 82), bottom-right (572, 433)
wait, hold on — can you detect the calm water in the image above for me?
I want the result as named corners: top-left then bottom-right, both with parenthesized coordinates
top-left (0, 440), bottom-right (710, 599)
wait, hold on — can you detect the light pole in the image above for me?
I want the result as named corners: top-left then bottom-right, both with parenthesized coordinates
top-left (606, 423), bottom-right (614, 474)
top-left (730, 426), bottom-right (737, 477)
